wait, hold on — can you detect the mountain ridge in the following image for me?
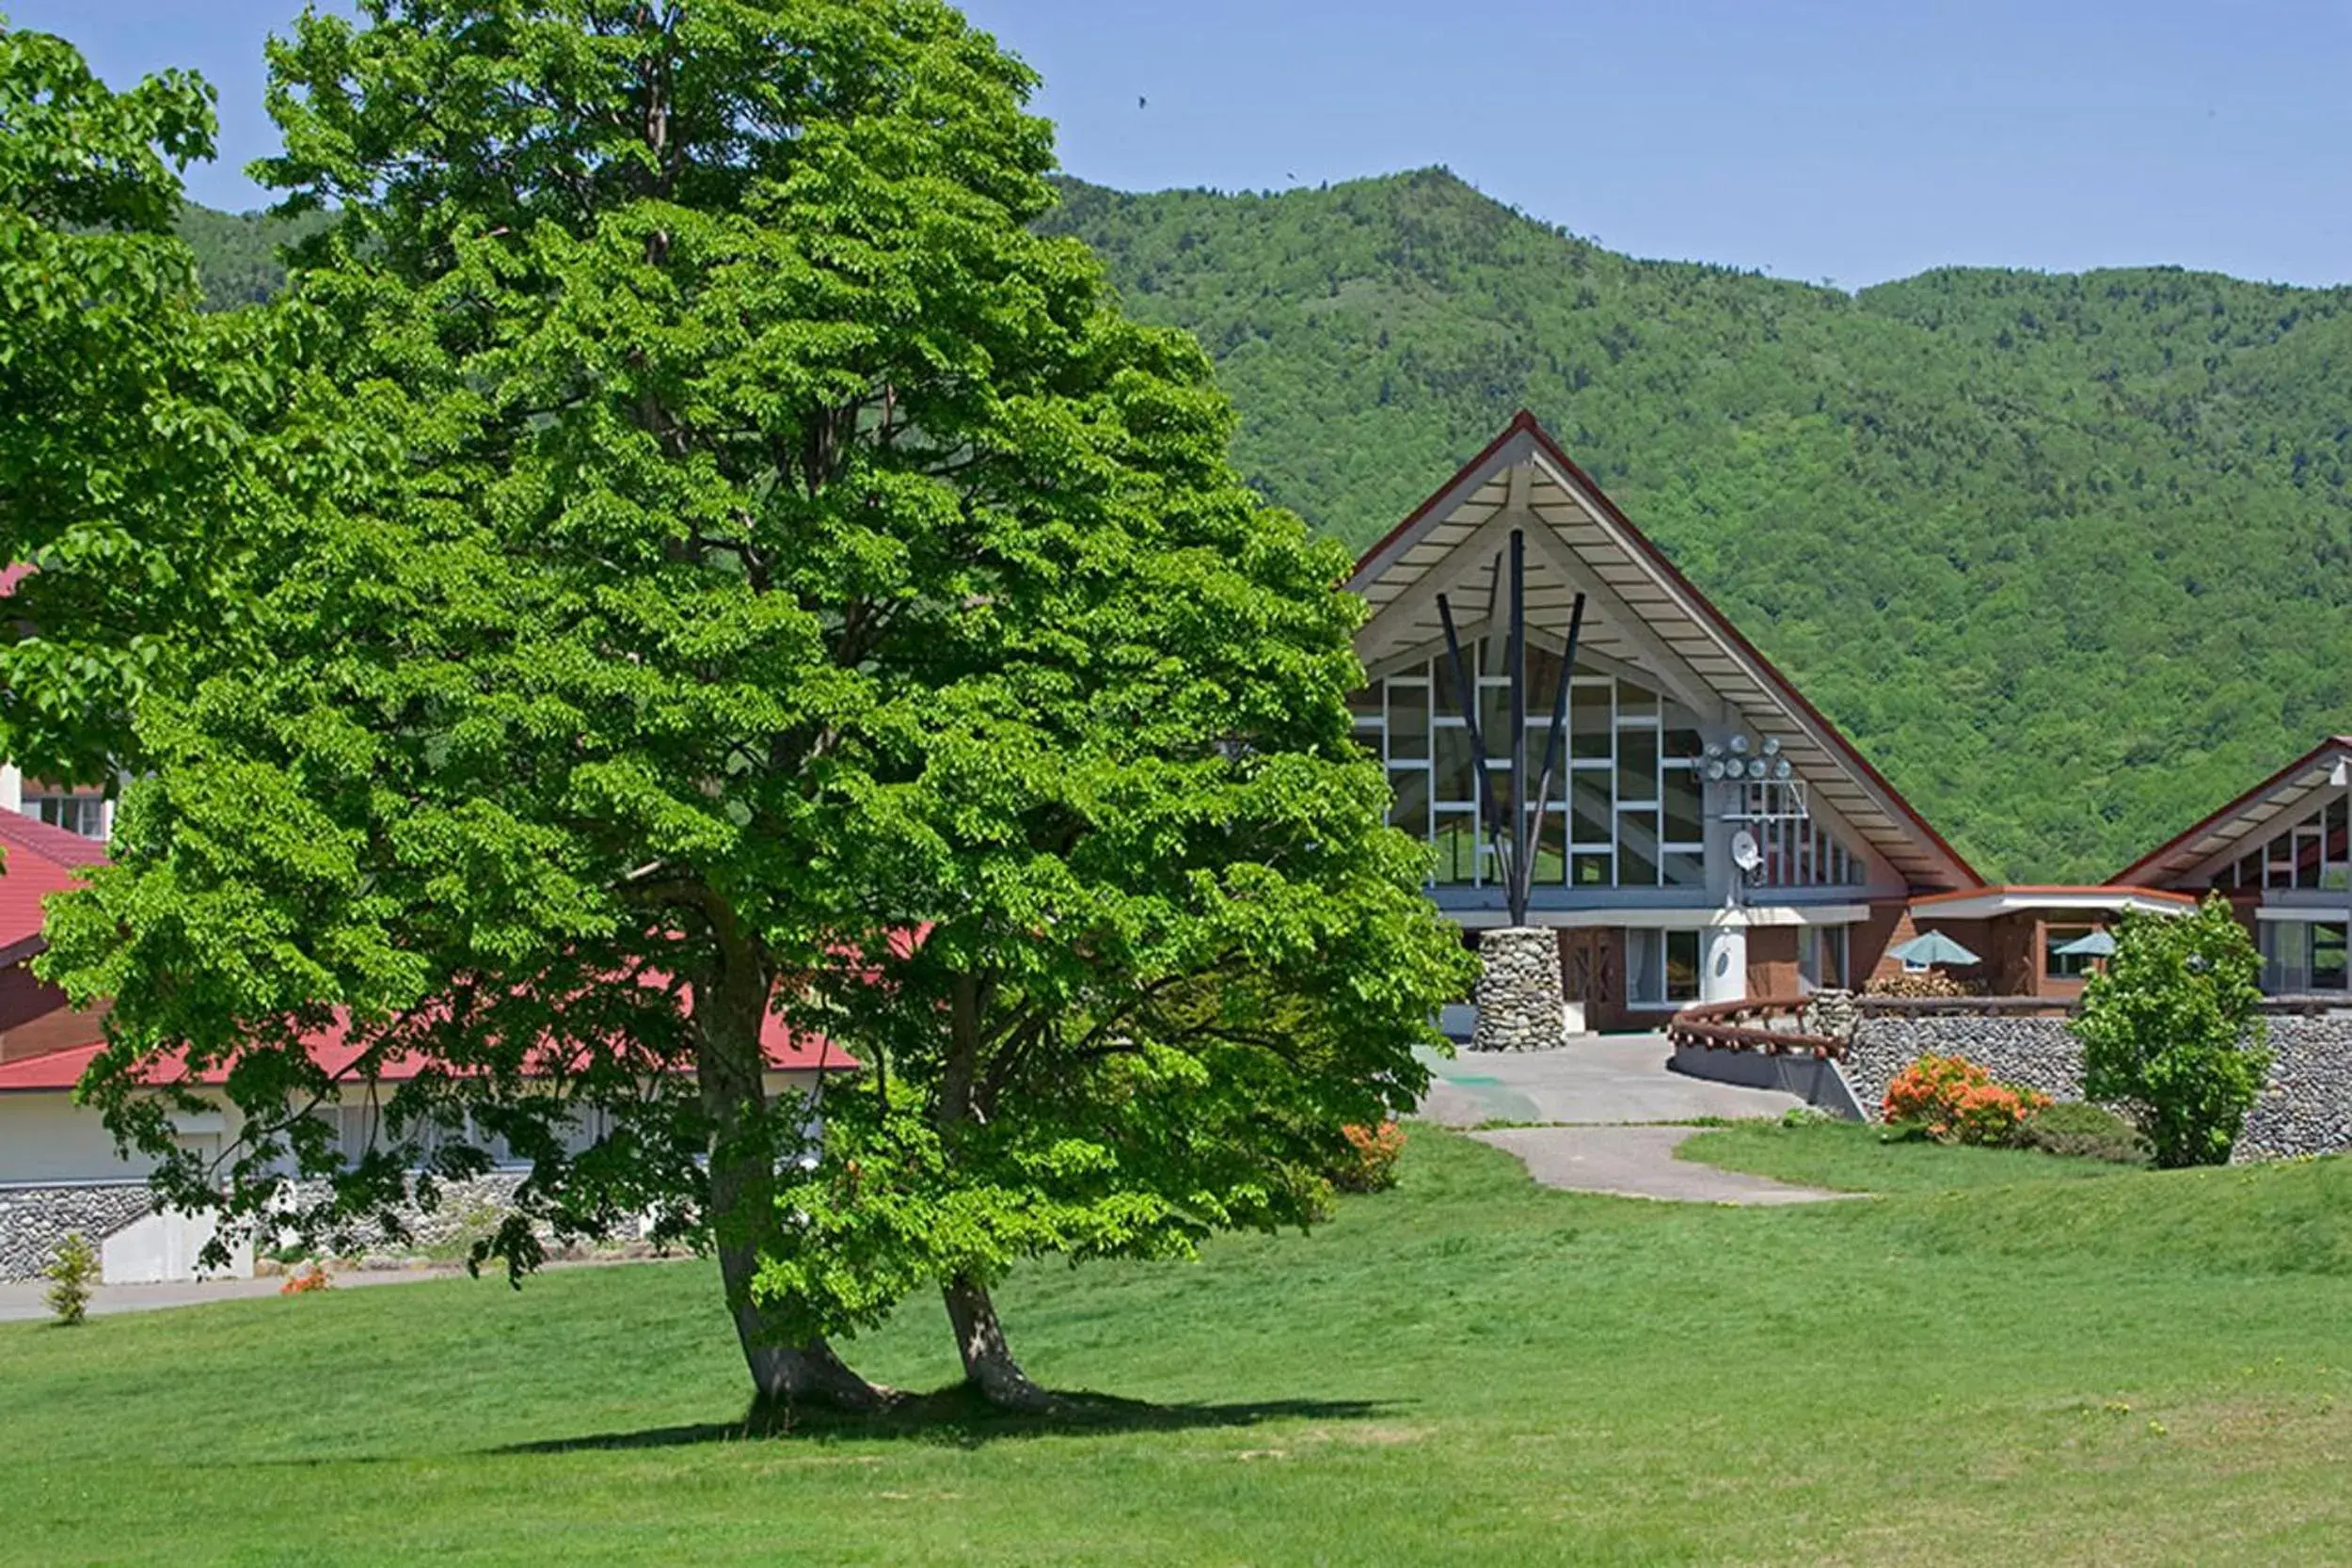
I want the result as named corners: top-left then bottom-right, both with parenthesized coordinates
top-left (173, 170), bottom-right (2352, 881)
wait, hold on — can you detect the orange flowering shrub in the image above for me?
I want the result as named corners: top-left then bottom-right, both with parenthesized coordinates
top-left (1882, 1054), bottom-right (2051, 1147)
top-left (1333, 1121), bottom-right (1406, 1193)
top-left (278, 1260), bottom-right (333, 1295)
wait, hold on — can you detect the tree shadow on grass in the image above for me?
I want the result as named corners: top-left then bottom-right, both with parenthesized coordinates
top-left (492, 1387), bottom-right (1406, 1453)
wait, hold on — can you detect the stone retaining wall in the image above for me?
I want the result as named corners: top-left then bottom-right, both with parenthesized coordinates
top-left (0, 1183), bottom-right (151, 1282)
top-left (0, 1173), bottom-right (565, 1282)
top-left (284, 1172), bottom-right (556, 1263)
top-left (1840, 1007), bottom-right (2352, 1161)
top-left (1843, 1016), bottom-right (2083, 1115)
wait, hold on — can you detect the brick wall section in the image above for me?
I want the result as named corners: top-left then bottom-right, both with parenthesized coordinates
top-left (1744, 926), bottom-right (1799, 1000)
top-left (1840, 1007), bottom-right (2352, 1160)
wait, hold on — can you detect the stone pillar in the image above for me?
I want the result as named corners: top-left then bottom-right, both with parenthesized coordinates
top-left (1700, 921), bottom-right (1749, 1004)
top-left (1472, 927), bottom-right (1568, 1053)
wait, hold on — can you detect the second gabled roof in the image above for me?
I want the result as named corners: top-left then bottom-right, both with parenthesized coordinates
top-left (2112, 736), bottom-right (2352, 888)
top-left (1346, 411), bottom-right (1980, 892)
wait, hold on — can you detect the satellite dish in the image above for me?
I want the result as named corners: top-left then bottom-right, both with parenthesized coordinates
top-left (1731, 830), bottom-right (1764, 874)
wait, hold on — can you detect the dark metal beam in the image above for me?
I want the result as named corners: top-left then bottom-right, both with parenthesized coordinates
top-left (1506, 530), bottom-right (1529, 926)
top-left (1436, 592), bottom-right (1509, 895)
top-left (1523, 592), bottom-right (1590, 916)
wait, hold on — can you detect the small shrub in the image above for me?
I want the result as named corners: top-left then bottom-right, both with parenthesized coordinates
top-left (2074, 896), bottom-right (2268, 1168)
top-left (278, 1259), bottom-right (334, 1295)
top-left (1332, 1121), bottom-right (1406, 1193)
top-left (43, 1231), bottom-right (101, 1326)
top-left (1883, 1054), bottom-right (2050, 1147)
top-left (2018, 1101), bottom-right (2150, 1165)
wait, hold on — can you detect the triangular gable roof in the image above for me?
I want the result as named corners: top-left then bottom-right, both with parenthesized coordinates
top-left (1347, 411), bottom-right (1980, 892)
top-left (2111, 736), bottom-right (2352, 888)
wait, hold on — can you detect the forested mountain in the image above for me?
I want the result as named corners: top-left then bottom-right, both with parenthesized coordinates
top-left (179, 175), bottom-right (2352, 881)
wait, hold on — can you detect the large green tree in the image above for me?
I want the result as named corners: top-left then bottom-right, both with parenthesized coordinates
top-left (756, 419), bottom-right (1470, 1404)
top-left (46, 0), bottom-right (1462, 1411)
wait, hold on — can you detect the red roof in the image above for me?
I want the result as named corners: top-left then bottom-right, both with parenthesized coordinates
top-left (1911, 884), bottom-right (2198, 908)
top-left (0, 995), bottom-right (851, 1094)
top-left (0, 805), bottom-right (108, 952)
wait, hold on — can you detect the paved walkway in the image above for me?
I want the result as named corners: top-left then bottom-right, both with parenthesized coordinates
top-left (1416, 1034), bottom-right (1804, 1127)
top-left (1469, 1124), bottom-right (1857, 1206)
top-left (0, 1259), bottom-right (675, 1323)
top-left (1417, 1035), bottom-right (1851, 1206)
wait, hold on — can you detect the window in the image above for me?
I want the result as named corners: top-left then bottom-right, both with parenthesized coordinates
top-left (1628, 927), bottom-right (1702, 1006)
top-left (2045, 926), bottom-right (2098, 980)
top-left (25, 793), bottom-right (105, 839)
top-left (2215, 795), bottom-right (2352, 894)
top-left (2259, 920), bottom-right (2350, 994)
top-left (1356, 653), bottom-right (1859, 895)
top-left (2317, 923), bottom-right (2349, 991)
top-left (1798, 925), bottom-right (1849, 991)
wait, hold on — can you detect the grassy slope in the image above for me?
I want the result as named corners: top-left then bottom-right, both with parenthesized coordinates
top-left (7, 1128), bottom-right (2349, 1565)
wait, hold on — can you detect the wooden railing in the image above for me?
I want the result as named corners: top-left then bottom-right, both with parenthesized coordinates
top-left (1664, 997), bottom-right (1845, 1060)
top-left (1671, 990), bottom-right (2352, 1059)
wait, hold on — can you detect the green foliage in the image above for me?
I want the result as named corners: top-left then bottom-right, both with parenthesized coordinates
top-left (2019, 1101), bottom-right (2152, 1165)
top-left (0, 22), bottom-right (281, 785)
top-left (1029, 170), bottom-right (2352, 881)
top-left (41, 1230), bottom-right (98, 1325)
top-left (2074, 897), bottom-right (2270, 1168)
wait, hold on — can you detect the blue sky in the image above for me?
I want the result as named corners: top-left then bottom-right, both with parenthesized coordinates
top-left (17, 0), bottom-right (2351, 288)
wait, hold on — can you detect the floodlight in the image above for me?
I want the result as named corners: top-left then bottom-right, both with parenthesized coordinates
top-left (1728, 735), bottom-right (1750, 755)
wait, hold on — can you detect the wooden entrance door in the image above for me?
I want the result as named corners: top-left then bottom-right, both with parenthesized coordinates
top-left (1560, 927), bottom-right (1619, 1034)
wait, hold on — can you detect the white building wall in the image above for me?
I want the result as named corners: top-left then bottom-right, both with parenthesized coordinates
top-left (0, 1091), bottom-right (165, 1184)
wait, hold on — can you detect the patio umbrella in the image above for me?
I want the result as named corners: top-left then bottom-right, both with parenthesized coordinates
top-left (1889, 929), bottom-right (1982, 968)
top-left (2053, 929), bottom-right (2117, 958)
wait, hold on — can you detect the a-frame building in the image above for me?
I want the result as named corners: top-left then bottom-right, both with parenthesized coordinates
top-left (1346, 412), bottom-right (1980, 1030)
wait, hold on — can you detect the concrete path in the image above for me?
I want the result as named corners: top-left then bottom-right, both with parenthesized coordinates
top-left (1415, 1036), bottom-right (1851, 1204)
top-left (0, 1258), bottom-right (670, 1323)
top-left (1469, 1125), bottom-right (1857, 1206)
top-left (1416, 1034), bottom-right (1805, 1128)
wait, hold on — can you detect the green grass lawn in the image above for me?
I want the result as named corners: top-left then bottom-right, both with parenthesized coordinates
top-left (6, 1127), bottom-right (2349, 1566)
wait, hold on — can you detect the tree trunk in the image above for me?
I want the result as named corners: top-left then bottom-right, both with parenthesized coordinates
top-left (943, 1271), bottom-right (1057, 1412)
top-left (934, 976), bottom-right (1054, 1411)
top-left (695, 920), bottom-right (883, 1413)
